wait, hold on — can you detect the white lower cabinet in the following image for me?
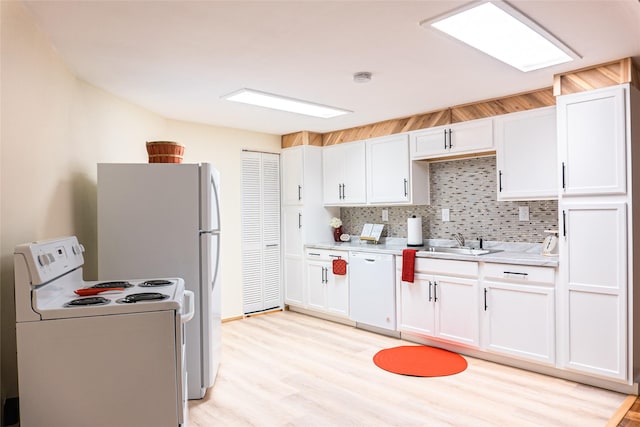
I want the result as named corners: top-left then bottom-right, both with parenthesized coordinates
top-left (558, 202), bottom-right (628, 380)
top-left (399, 273), bottom-right (435, 336)
top-left (305, 249), bottom-right (349, 317)
top-left (398, 257), bottom-right (479, 348)
top-left (482, 263), bottom-right (556, 365)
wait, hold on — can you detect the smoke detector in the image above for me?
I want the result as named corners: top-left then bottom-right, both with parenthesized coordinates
top-left (353, 72), bottom-right (372, 83)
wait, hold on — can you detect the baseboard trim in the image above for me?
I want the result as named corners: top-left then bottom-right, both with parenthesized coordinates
top-left (606, 395), bottom-right (637, 427)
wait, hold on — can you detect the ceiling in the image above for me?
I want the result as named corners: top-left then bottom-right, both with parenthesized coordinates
top-left (22, 0), bottom-right (640, 136)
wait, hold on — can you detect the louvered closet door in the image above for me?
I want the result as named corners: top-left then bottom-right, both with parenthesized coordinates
top-left (261, 154), bottom-right (281, 310)
top-left (241, 151), bottom-right (281, 314)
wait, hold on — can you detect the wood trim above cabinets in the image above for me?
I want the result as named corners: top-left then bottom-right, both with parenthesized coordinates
top-left (322, 109), bottom-right (450, 146)
top-left (553, 57), bottom-right (639, 96)
top-left (451, 88), bottom-right (555, 123)
top-left (280, 88), bottom-right (555, 149)
top-left (281, 131), bottom-right (323, 149)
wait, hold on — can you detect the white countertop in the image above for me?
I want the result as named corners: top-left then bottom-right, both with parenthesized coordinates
top-left (306, 237), bottom-right (559, 267)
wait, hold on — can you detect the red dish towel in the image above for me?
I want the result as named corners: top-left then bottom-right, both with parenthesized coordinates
top-left (402, 249), bottom-right (418, 283)
top-left (333, 258), bottom-right (347, 275)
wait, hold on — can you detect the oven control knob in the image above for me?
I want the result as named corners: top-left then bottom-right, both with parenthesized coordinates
top-left (37, 254), bottom-right (49, 266)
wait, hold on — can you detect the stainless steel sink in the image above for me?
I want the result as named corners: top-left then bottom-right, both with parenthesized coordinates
top-left (423, 246), bottom-right (503, 256)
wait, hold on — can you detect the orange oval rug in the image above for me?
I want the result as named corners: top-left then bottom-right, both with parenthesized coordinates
top-left (373, 345), bottom-right (467, 377)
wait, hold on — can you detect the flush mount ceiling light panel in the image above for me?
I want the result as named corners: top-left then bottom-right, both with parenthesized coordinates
top-left (222, 88), bottom-right (351, 118)
top-left (421, 0), bottom-right (579, 72)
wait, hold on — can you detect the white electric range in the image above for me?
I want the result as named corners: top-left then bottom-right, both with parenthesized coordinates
top-left (14, 236), bottom-right (194, 427)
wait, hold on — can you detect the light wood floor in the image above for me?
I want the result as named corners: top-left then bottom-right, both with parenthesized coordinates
top-left (189, 311), bottom-right (627, 427)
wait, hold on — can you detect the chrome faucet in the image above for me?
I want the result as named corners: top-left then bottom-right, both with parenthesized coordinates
top-left (452, 233), bottom-right (465, 247)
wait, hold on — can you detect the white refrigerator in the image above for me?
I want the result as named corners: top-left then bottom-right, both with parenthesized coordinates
top-left (97, 163), bottom-right (221, 400)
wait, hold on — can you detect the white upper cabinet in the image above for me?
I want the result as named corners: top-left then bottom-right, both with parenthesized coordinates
top-left (366, 134), bottom-right (430, 205)
top-left (557, 86), bottom-right (627, 196)
top-left (281, 148), bottom-right (304, 205)
top-left (410, 117), bottom-right (494, 160)
top-left (495, 107), bottom-right (558, 201)
top-left (322, 141), bottom-right (366, 205)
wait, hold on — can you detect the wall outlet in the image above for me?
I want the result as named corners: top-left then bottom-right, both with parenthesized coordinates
top-left (381, 209), bottom-right (389, 222)
top-left (442, 208), bottom-right (450, 222)
top-left (519, 206), bottom-right (530, 221)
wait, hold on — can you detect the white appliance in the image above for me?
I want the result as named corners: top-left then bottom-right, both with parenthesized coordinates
top-left (14, 236), bottom-right (194, 427)
top-left (348, 251), bottom-right (397, 335)
top-left (97, 163), bottom-right (221, 400)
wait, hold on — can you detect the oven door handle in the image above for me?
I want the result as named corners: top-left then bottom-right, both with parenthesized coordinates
top-left (181, 290), bottom-right (195, 323)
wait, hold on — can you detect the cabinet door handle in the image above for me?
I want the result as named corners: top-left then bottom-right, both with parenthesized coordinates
top-left (321, 267), bottom-right (326, 284)
top-left (428, 281), bottom-right (432, 302)
top-left (498, 170), bottom-right (503, 192)
top-left (443, 129), bottom-right (447, 150)
top-left (403, 178), bottom-right (408, 197)
top-left (447, 129), bottom-right (453, 149)
top-left (265, 244), bottom-right (279, 248)
top-left (562, 210), bottom-right (567, 237)
top-left (561, 162), bottom-right (566, 190)
top-left (342, 183), bottom-right (346, 200)
top-left (298, 212), bottom-right (302, 229)
top-left (434, 281), bottom-right (438, 302)
top-left (484, 288), bottom-right (488, 311)
top-left (338, 184), bottom-right (342, 199)
top-left (298, 185), bottom-right (302, 201)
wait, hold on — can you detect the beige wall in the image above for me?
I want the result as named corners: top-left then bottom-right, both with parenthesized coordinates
top-left (165, 120), bottom-right (280, 321)
top-left (0, 1), bottom-right (280, 404)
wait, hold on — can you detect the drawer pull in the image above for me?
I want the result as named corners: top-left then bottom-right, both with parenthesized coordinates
top-left (503, 271), bottom-right (528, 276)
top-left (308, 252), bottom-right (321, 256)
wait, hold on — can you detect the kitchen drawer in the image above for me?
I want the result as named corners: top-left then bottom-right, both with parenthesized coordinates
top-left (305, 248), bottom-right (348, 262)
top-left (483, 263), bottom-right (555, 285)
top-left (397, 257), bottom-right (478, 278)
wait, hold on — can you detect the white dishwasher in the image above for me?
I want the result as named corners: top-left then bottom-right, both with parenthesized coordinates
top-left (348, 251), bottom-right (397, 335)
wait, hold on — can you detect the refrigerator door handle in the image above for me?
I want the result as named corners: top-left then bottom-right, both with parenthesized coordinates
top-left (200, 163), bottom-right (221, 232)
top-left (200, 231), bottom-right (221, 390)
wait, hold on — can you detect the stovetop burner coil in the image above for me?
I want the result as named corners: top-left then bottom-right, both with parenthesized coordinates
top-left (139, 280), bottom-right (173, 288)
top-left (65, 296), bottom-right (111, 307)
top-left (117, 292), bottom-right (169, 304)
top-left (91, 281), bottom-right (134, 289)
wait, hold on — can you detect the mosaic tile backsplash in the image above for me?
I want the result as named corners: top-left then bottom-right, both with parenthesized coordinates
top-left (340, 156), bottom-right (558, 243)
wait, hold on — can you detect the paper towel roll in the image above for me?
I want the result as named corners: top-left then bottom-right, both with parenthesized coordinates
top-left (407, 216), bottom-right (423, 246)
